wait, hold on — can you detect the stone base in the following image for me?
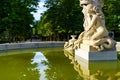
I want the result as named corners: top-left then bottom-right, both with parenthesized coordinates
top-left (75, 49), bottom-right (117, 61)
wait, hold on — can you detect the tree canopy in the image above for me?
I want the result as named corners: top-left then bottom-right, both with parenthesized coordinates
top-left (103, 0), bottom-right (120, 40)
top-left (0, 0), bottom-right (120, 42)
top-left (0, 0), bottom-right (39, 42)
top-left (37, 0), bottom-right (83, 41)
top-left (36, 0), bottom-right (120, 41)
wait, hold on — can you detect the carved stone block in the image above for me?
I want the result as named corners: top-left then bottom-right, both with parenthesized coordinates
top-left (75, 49), bottom-right (117, 61)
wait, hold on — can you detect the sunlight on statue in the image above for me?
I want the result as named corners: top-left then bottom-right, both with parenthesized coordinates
top-left (65, 0), bottom-right (116, 51)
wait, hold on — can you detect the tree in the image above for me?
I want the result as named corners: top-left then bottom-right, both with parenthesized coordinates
top-left (36, 0), bottom-right (120, 41)
top-left (0, 0), bottom-right (39, 43)
top-left (103, 0), bottom-right (120, 40)
top-left (37, 0), bottom-right (83, 41)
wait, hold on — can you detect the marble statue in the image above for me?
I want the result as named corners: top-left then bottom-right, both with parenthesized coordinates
top-left (74, 0), bottom-right (116, 51)
top-left (64, 0), bottom-right (116, 52)
top-left (64, 35), bottom-right (77, 52)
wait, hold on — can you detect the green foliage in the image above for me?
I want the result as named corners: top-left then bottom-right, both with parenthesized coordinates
top-left (1, 0), bottom-right (120, 42)
top-left (37, 0), bottom-right (83, 41)
top-left (37, 0), bottom-right (120, 41)
top-left (0, 0), bottom-right (39, 42)
top-left (103, 0), bottom-right (120, 40)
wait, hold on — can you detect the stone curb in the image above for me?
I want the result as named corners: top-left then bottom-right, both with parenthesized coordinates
top-left (0, 42), bottom-right (65, 50)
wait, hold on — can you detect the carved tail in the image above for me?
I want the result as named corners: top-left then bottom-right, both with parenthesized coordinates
top-left (102, 38), bottom-right (116, 49)
top-left (91, 38), bottom-right (116, 51)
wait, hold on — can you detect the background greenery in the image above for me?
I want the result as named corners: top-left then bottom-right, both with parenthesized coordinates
top-left (0, 0), bottom-right (120, 43)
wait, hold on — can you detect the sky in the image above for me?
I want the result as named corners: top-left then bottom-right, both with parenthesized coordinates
top-left (32, 0), bottom-right (47, 21)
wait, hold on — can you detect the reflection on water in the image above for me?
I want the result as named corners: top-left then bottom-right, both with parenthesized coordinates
top-left (0, 50), bottom-right (40, 80)
top-left (31, 52), bottom-right (48, 80)
top-left (0, 48), bottom-right (82, 80)
top-left (1, 48), bottom-right (119, 80)
top-left (64, 50), bottom-right (120, 80)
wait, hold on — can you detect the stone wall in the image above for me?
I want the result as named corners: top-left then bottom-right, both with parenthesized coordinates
top-left (0, 42), bottom-right (65, 50)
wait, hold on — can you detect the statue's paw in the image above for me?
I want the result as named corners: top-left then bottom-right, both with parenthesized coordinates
top-left (94, 46), bottom-right (103, 51)
top-left (74, 44), bottom-right (80, 49)
top-left (74, 45), bottom-right (78, 49)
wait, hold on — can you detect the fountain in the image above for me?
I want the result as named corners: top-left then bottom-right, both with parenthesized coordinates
top-left (64, 0), bottom-right (117, 61)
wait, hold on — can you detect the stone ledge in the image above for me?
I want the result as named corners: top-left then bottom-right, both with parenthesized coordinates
top-left (0, 42), bottom-right (65, 50)
top-left (75, 49), bottom-right (117, 61)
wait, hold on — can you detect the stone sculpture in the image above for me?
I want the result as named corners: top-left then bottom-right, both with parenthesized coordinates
top-left (64, 0), bottom-right (116, 52)
top-left (74, 0), bottom-right (116, 51)
top-left (64, 35), bottom-right (77, 52)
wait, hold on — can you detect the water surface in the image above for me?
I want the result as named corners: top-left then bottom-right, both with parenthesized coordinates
top-left (0, 48), bottom-right (120, 80)
top-left (0, 48), bottom-right (81, 80)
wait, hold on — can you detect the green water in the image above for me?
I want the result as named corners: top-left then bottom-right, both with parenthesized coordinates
top-left (0, 48), bottom-right (81, 80)
top-left (0, 48), bottom-right (120, 80)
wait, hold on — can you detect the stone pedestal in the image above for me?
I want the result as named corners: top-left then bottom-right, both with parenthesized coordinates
top-left (75, 49), bottom-right (117, 61)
